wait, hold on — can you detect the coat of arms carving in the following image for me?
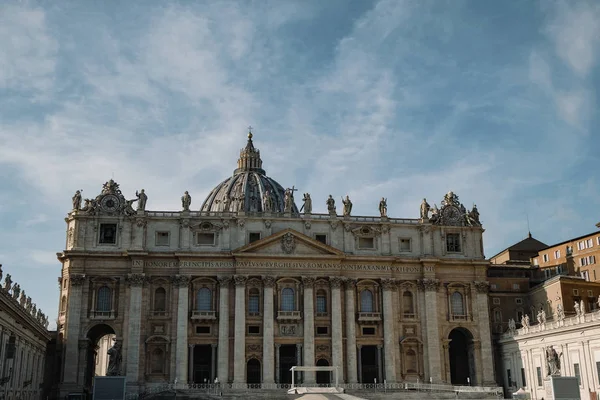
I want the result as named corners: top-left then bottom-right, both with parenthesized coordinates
top-left (281, 233), bottom-right (296, 254)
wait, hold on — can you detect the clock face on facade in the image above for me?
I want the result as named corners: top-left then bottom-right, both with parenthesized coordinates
top-left (101, 194), bottom-right (120, 212)
top-left (442, 205), bottom-right (461, 225)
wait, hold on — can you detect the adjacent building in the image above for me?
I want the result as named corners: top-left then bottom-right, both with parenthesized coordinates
top-left (0, 265), bottom-right (51, 400)
top-left (56, 132), bottom-right (495, 397)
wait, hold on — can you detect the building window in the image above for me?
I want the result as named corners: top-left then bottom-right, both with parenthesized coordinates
top-left (196, 326), bottom-right (210, 334)
top-left (196, 288), bottom-right (212, 311)
top-left (360, 290), bottom-right (374, 312)
top-left (573, 289), bottom-right (579, 296)
top-left (154, 288), bottom-right (166, 312)
top-left (358, 237), bottom-right (375, 249)
top-left (281, 288), bottom-right (295, 311)
top-left (491, 283), bottom-right (497, 290)
top-left (60, 295), bottom-right (67, 313)
top-left (446, 233), bottom-right (461, 253)
top-left (493, 298), bottom-right (500, 305)
top-left (151, 348), bottom-right (164, 373)
top-left (362, 327), bottom-right (376, 335)
top-left (316, 326), bottom-right (329, 335)
top-left (403, 291), bottom-right (415, 315)
top-left (399, 238), bottom-right (411, 252)
top-left (494, 309), bottom-right (502, 323)
top-left (574, 363), bottom-right (581, 385)
top-left (543, 254), bottom-right (549, 262)
top-left (533, 258), bottom-right (539, 266)
top-left (554, 250), bottom-right (560, 259)
top-left (516, 298), bottom-right (523, 305)
top-left (512, 283), bottom-right (520, 290)
top-left (96, 286), bottom-right (112, 311)
top-left (99, 224), bottom-right (117, 244)
top-left (248, 232), bottom-right (261, 244)
top-left (587, 239), bottom-right (593, 248)
top-left (582, 270), bottom-right (590, 281)
top-left (450, 292), bottom-right (465, 316)
top-left (578, 241), bottom-right (585, 250)
top-left (536, 367), bottom-right (542, 386)
top-left (248, 325), bottom-right (260, 335)
top-left (248, 288), bottom-right (260, 314)
top-left (316, 290), bottom-right (327, 314)
top-left (155, 232), bottom-right (170, 246)
top-left (197, 233), bottom-right (215, 245)
top-left (521, 368), bottom-right (526, 387)
top-left (315, 234), bottom-right (327, 244)
top-left (588, 290), bottom-right (594, 297)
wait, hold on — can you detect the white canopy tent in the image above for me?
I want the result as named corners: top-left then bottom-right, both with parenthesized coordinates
top-left (288, 366), bottom-right (339, 391)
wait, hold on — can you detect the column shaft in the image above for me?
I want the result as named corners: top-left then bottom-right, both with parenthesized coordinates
top-left (421, 279), bottom-right (441, 383)
top-left (174, 275), bottom-right (190, 384)
top-left (63, 276), bottom-right (85, 384)
top-left (330, 278), bottom-right (344, 383)
top-left (233, 275), bottom-right (247, 383)
top-left (126, 274), bottom-right (145, 384)
top-left (381, 280), bottom-right (396, 383)
top-left (474, 283), bottom-right (495, 385)
top-left (217, 276), bottom-right (231, 383)
top-left (357, 346), bottom-right (362, 383)
top-left (262, 277), bottom-right (276, 384)
top-left (211, 345), bottom-right (217, 381)
top-left (303, 277), bottom-right (315, 383)
top-left (377, 345), bottom-right (383, 383)
top-left (275, 345), bottom-right (281, 383)
top-left (345, 280), bottom-right (358, 383)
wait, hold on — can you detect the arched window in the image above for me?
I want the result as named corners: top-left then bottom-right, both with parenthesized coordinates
top-left (154, 288), bottom-right (166, 312)
top-left (96, 286), bottom-right (111, 312)
top-left (493, 309), bottom-right (502, 323)
top-left (403, 291), bottom-right (414, 315)
top-left (360, 290), bottom-right (374, 312)
top-left (197, 288), bottom-right (212, 311)
top-left (248, 288), bottom-right (260, 314)
top-left (406, 350), bottom-right (417, 373)
top-left (281, 288), bottom-right (295, 311)
top-left (60, 295), bottom-right (67, 312)
top-left (151, 348), bottom-right (164, 373)
top-left (316, 290), bottom-right (327, 314)
top-left (451, 292), bottom-right (465, 316)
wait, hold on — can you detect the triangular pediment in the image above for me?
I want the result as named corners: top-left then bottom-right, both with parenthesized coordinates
top-left (233, 228), bottom-right (344, 257)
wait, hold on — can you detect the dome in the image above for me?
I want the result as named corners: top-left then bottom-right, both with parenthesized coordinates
top-left (200, 132), bottom-right (299, 214)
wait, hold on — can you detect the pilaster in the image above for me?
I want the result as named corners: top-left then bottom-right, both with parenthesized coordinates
top-left (381, 278), bottom-right (396, 382)
top-left (473, 281), bottom-right (495, 384)
top-left (330, 277), bottom-right (344, 382)
top-left (172, 275), bottom-right (190, 383)
top-left (262, 276), bottom-right (276, 384)
top-left (62, 274), bottom-right (86, 385)
top-left (233, 275), bottom-right (247, 383)
top-left (344, 278), bottom-right (358, 383)
top-left (418, 278), bottom-right (442, 383)
top-left (302, 276), bottom-right (315, 383)
top-left (125, 273), bottom-right (146, 385)
top-left (217, 276), bottom-right (231, 383)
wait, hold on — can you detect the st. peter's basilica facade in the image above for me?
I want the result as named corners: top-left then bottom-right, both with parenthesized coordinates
top-left (56, 132), bottom-right (494, 396)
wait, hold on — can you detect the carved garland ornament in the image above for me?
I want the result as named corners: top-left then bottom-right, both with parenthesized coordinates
top-left (329, 277), bottom-right (343, 289)
top-left (281, 232), bottom-right (296, 254)
top-left (262, 275), bottom-right (276, 288)
top-left (171, 275), bottom-right (190, 288)
top-left (234, 275), bottom-right (248, 287)
top-left (302, 276), bottom-right (315, 288)
top-left (344, 278), bottom-right (357, 289)
top-left (417, 279), bottom-right (440, 292)
top-left (70, 274), bottom-right (87, 286)
top-left (381, 278), bottom-right (397, 290)
top-left (217, 276), bottom-right (232, 286)
top-left (127, 273), bottom-right (147, 287)
top-left (473, 281), bottom-right (490, 293)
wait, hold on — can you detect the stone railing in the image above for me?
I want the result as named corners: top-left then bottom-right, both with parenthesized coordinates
top-left (277, 311), bottom-right (302, 321)
top-left (502, 309), bottom-right (600, 339)
top-left (191, 310), bottom-right (217, 320)
top-left (357, 312), bottom-right (382, 322)
top-left (0, 266), bottom-right (49, 329)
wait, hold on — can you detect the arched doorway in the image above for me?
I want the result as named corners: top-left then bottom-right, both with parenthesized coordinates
top-left (448, 328), bottom-right (475, 385)
top-left (247, 358), bottom-right (261, 384)
top-left (316, 359), bottom-right (330, 386)
top-left (84, 324), bottom-right (117, 391)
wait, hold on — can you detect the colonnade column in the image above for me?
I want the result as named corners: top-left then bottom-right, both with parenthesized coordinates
top-left (330, 277), bottom-right (344, 383)
top-left (217, 276), bottom-right (231, 383)
top-left (381, 279), bottom-right (397, 383)
top-left (173, 275), bottom-right (190, 384)
top-left (262, 276), bottom-right (276, 384)
top-left (62, 274), bottom-right (86, 385)
top-left (419, 278), bottom-right (441, 383)
top-left (473, 281), bottom-right (495, 384)
top-left (345, 279), bottom-right (358, 383)
top-left (126, 273), bottom-right (146, 385)
top-left (302, 277), bottom-right (315, 383)
top-left (233, 275), bottom-right (247, 384)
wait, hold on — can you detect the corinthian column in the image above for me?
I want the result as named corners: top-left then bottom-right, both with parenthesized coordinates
top-left (381, 278), bottom-right (397, 383)
top-left (473, 281), bottom-right (495, 384)
top-left (344, 278), bottom-right (358, 383)
top-left (126, 273), bottom-right (146, 385)
top-left (302, 276), bottom-right (316, 383)
top-left (262, 276), bottom-right (276, 384)
top-left (330, 277), bottom-right (344, 382)
top-left (173, 275), bottom-right (190, 384)
top-left (217, 276), bottom-right (231, 383)
top-left (419, 278), bottom-right (441, 383)
top-left (62, 274), bottom-right (86, 384)
top-left (233, 275), bottom-right (247, 383)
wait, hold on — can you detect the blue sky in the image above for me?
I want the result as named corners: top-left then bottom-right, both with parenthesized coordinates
top-left (0, 0), bottom-right (599, 328)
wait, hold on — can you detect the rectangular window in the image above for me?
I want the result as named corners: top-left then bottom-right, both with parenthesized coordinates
top-left (399, 238), bottom-right (411, 252)
top-left (582, 270), bottom-right (590, 281)
top-left (248, 325), bottom-right (260, 335)
top-left (316, 295), bottom-right (327, 314)
top-left (490, 283), bottom-right (497, 290)
top-left (555, 250), bottom-right (561, 259)
top-left (574, 363), bottom-right (581, 385)
top-left (573, 289), bottom-right (579, 296)
top-left (362, 327), bottom-right (376, 335)
top-left (590, 255), bottom-right (596, 265)
top-left (358, 237), bottom-right (375, 249)
top-left (512, 283), bottom-right (520, 290)
top-left (521, 368), bottom-right (526, 387)
top-left (248, 232), bottom-right (261, 243)
top-left (536, 367), bottom-right (542, 387)
top-left (155, 231), bottom-right (170, 246)
top-left (446, 233), bottom-right (461, 253)
top-left (597, 237), bottom-right (600, 246)
top-left (316, 326), bottom-right (329, 335)
top-left (248, 295), bottom-right (260, 314)
top-left (99, 223), bottom-right (117, 244)
top-left (315, 234), bottom-right (327, 244)
top-left (515, 298), bottom-right (523, 305)
top-left (533, 258), bottom-right (539, 266)
top-left (588, 290), bottom-right (594, 297)
top-left (587, 239), bottom-right (593, 248)
top-left (196, 326), bottom-right (211, 335)
top-left (543, 254), bottom-right (549, 262)
top-left (578, 241), bottom-right (585, 250)
top-left (196, 233), bottom-right (215, 245)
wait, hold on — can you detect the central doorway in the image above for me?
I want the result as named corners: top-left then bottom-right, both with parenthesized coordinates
top-left (247, 358), bottom-right (261, 384)
top-left (316, 359), bottom-right (330, 386)
top-left (360, 346), bottom-right (378, 384)
top-left (193, 345), bottom-right (213, 384)
top-left (279, 345), bottom-right (297, 384)
top-left (449, 328), bottom-right (475, 385)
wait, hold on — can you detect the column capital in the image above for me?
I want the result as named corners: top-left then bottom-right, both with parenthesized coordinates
top-left (329, 277), bottom-right (343, 289)
top-left (380, 278), bottom-right (396, 290)
top-left (172, 274), bottom-right (190, 288)
top-left (233, 275), bottom-right (247, 287)
top-left (302, 276), bottom-right (316, 287)
top-left (69, 274), bottom-right (86, 286)
top-left (417, 278), bottom-right (440, 292)
top-left (262, 275), bottom-right (277, 288)
top-left (472, 280), bottom-right (490, 293)
top-left (189, 344), bottom-right (196, 349)
top-left (126, 273), bottom-right (148, 287)
top-left (217, 275), bottom-right (232, 286)
top-left (344, 278), bottom-right (357, 289)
